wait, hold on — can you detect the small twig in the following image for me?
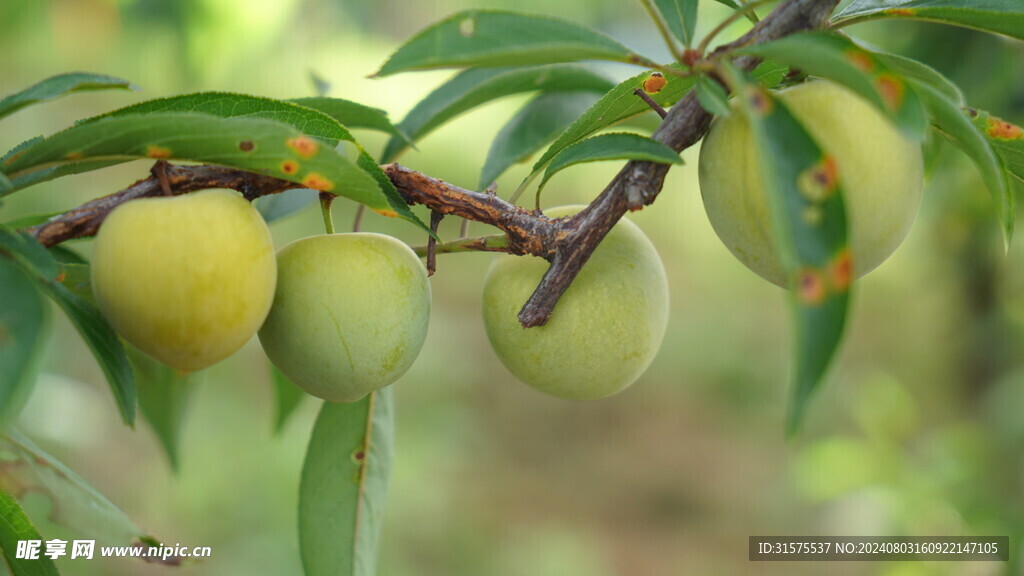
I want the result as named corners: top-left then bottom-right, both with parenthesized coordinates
top-left (151, 161), bottom-right (173, 195)
top-left (459, 218), bottom-right (470, 238)
top-left (633, 88), bottom-right (668, 119)
top-left (412, 234), bottom-right (510, 257)
top-left (696, 0), bottom-right (777, 56)
top-left (426, 210), bottom-right (443, 276)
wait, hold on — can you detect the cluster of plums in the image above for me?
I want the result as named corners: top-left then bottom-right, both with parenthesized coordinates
top-left (90, 80), bottom-right (922, 403)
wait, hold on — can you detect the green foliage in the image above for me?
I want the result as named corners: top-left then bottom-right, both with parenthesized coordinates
top-left (694, 75), bottom-right (731, 117)
top-left (382, 65), bottom-right (614, 163)
top-left (131, 345), bottom-right (196, 472)
top-left (832, 0), bottom-right (1024, 41)
top-left (720, 64), bottom-right (851, 435)
top-left (270, 365), bottom-right (305, 434)
top-left (0, 72), bottom-right (136, 122)
top-left (288, 97), bottom-right (410, 144)
top-left (0, 259), bottom-right (47, 425)
top-left (0, 489), bottom-right (60, 576)
top-left (373, 10), bottom-right (648, 77)
top-left (537, 133), bottom-right (682, 198)
top-left (651, 0), bottom-right (699, 47)
top-left (300, 391), bottom-right (393, 576)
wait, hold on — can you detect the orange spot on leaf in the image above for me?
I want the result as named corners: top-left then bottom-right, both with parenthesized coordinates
top-left (885, 7), bottom-right (915, 16)
top-left (239, 140), bottom-right (254, 152)
top-left (146, 145), bottom-right (172, 159)
top-left (302, 172), bottom-right (334, 192)
top-left (281, 160), bottom-right (300, 175)
top-left (827, 249), bottom-right (853, 292)
top-left (642, 73), bottom-right (667, 94)
top-left (846, 50), bottom-right (874, 73)
top-left (986, 117), bottom-right (1023, 140)
top-left (797, 268), bottom-right (827, 306)
top-left (287, 136), bottom-right (319, 159)
top-left (747, 86), bottom-right (772, 116)
top-left (798, 154), bottom-right (840, 203)
top-left (65, 151), bottom-right (84, 161)
top-left (875, 74), bottom-right (905, 111)
top-left (372, 208), bottom-right (398, 218)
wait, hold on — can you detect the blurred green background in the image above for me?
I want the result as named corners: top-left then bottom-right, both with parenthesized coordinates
top-left (1, 0), bottom-right (1023, 575)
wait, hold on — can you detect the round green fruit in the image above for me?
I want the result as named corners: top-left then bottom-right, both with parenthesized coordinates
top-left (91, 190), bottom-right (277, 372)
top-left (698, 80), bottom-right (923, 286)
top-left (482, 207), bottom-right (669, 400)
top-left (258, 233), bottom-right (430, 402)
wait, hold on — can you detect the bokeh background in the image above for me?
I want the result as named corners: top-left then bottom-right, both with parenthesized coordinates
top-left (1, 0), bottom-right (1023, 575)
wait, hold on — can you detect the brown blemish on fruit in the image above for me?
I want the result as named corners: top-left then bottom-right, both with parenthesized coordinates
top-left (884, 7), bottom-right (915, 16)
top-left (747, 86), bottom-right (772, 116)
top-left (986, 117), bottom-right (1023, 140)
top-left (846, 50), bottom-right (874, 73)
top-left (373, 208), bottom-right (399, 218)
top-left (281, 160), bottom-right (300, 175)
top-left (797, 155), bottom-right (840, 203)
top-left (828, 249), bottom-right (853, 292)
top-left (146, 145), bottom-right (172, 159)
top-left (302, 172), bottom-right (334, 191)
top-left (875, 74), bottom-right (904, 111)
top-left (286, 136), bottom-right (318, 159)
top-left (239, 140), bottom-right (254, 152)
top-left (643, 73), bottom-right (667, 94)
top-left (797, 268), bottom-right (827, 305)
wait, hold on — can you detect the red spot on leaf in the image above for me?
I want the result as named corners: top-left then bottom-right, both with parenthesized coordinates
top-left (642, 73), bottom-right (667, 94)
top-left (986, 117), bottom-right (1023, 140)
top-left (287, 136), bottom-right (319, 159)
top-left (875, 74), bottom-right (905, 111)
top-left (798, 154), bottom-right (840, 203)
top-left (146, 145), bottom-right (172, 159)
top-left (281, 160), bottom-right (299, 175)
top-left (846, 50), bottom-right (874, 73)
top-left (828, 249), bottom-right (853, 292)
top-left (302, 172), bottom-right (334, 192)
top-left (239, 140), bottom-right (254, 152)
top-left (797, 268), bottom-right (827, 305)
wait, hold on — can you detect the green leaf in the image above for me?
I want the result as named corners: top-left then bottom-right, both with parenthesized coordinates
top-left (527, 60), bottom-right (786, 193)
top-left (130, 346), bottom-right (196, 472)
top-left (0, 72), bottom-right (136, 122)
top-left (373, 10), bottom-right (646, 77)
top-left (832, 0), bottom-right (1024, 41)
top-left (300, 390), bottom-right (393, 576)
top-left (0, 489), bottom-right (60, 576)
top-left (270, 365), bottom-right (304, 434)
top-left (969, 108), bottom-right (1024, 186)
top-left (914, 86), bottom-right (1014, 243)
top-left (695, 75), bottom-right (732, 117)
top-left (382, 65), bottom-right (614, 162)
top-left (737, 31), bottom-right (928, 140)
top-left (0, 259), bottom-right (48, 425)
top-left (0, 228), bottom-right (58, 282)
top-left (0, 429), bottom-right (155, 550)
top-left (652, 0), bottom-right (699, 47)
top-left (46, 283), bottom-right (136, 425)
top-left (480, 92), bottom-right (599, 189)
top-left (256, 188), bottom-right (320, 223)
top-left (538, 132), bottom-right (682, 194)
top-left (872, 51), bottom-right (963, 104)
top-left (289, 97), bottom-right (411, 144)
top-left (712, 0), bottom-right (743, 9)
top-left (723, 64), bottom-right (851, 435)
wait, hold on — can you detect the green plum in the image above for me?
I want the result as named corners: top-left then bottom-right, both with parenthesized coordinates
top-left (258, 233), bottom-right (430, 402)
top-left (91, 190), bottom-right (277, 372)
top-left (482, 206), bottom-right (669, 400)
top-left (699, 80), bottom-right (924, 286)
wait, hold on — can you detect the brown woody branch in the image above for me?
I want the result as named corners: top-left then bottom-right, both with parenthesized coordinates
top-left (25, 0), bottom-right (838, 328)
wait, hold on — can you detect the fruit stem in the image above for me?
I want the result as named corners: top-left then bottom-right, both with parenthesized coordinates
top-left (319, 193), bottom-right (336, 234)
top-left (411, 234), bottom-right (510, 257)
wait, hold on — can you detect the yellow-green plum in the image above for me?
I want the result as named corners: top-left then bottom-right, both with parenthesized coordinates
top-left (482, 206), bottom-right (669, 400)
top-left (698, 80), bottom-right (923, 286)
top-left (91, 190), bottom-right (277, 372)
top-left (258, 233), bottom-right (430, 402)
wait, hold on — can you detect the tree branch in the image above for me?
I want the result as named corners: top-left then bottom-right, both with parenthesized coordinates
top-left (24, 0), bottom-right (839, 328)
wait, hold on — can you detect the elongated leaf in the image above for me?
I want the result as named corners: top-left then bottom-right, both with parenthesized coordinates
top-left (0, 489), bottom-right (60, 576)
top-left (738, 31), bottom-right (927, 139)
top-left (131, 346), bottom-right (196, 471)
top-left (289, 97), bottom-right (410, 143)
top-left (915, 87), bottom-right (1014, 243)
top-left (270, 365), bottom-right (304, 434)
top-left (374, 10), bottom-right (645, 77)
top-left (723, 64), bottom-right (851, 435)
top-left (0, 259), bottom-right (47, 425)
top-left (528, 60), bottom-right (787, 191)
top-left (653, 0), bottom-right (699, 47)
top-left (300, 390), bottom-right (393, 576)
top-left (382, 65), bottom-right (614, 162)
top-left (832, 0), bottom-right (1024, 41)
top-left (0, 72), bottom-right (136, 122)
top-left (0, 173), bottom-right (10, 195)
top-left (969, 108), bottom-right (1024, 185)
top-left (872, 51), bottom-right (963, 104)
top-left (0, 228), bottom-right (58, 282)
top-left (480, 92), bottom-right (598, 189)
top-left (1, 429), bottom-right (155, 550)
top-left (695, 75), bottom-right (731, 117)
top-left (538, 132), bottom-right (682, 194)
